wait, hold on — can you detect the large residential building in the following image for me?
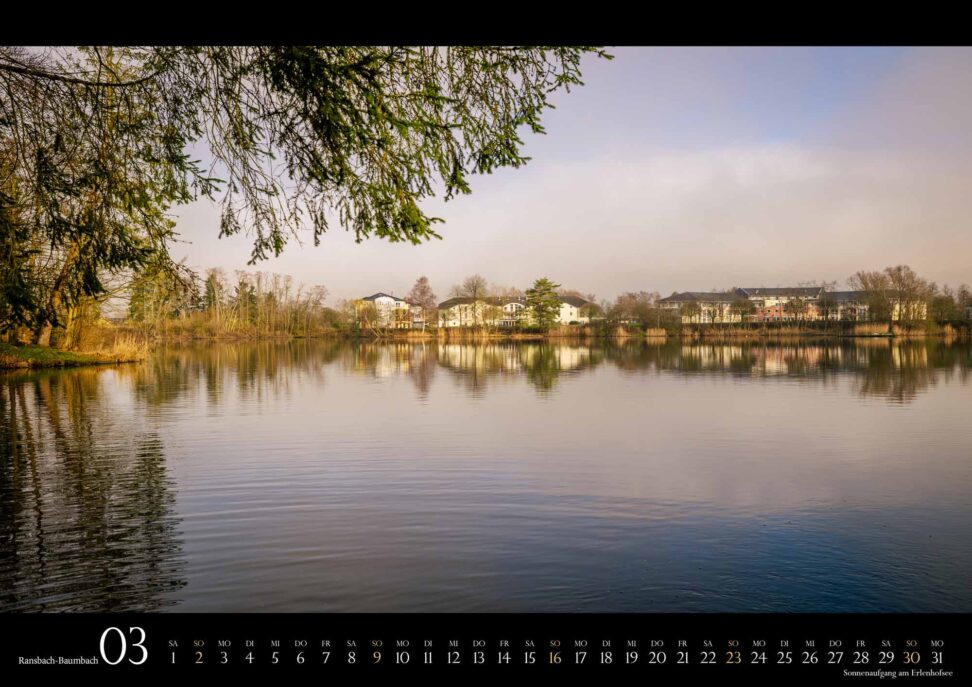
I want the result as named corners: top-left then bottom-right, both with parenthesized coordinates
top-left (358, 293), bottom-right (413, 328)
top-left (437, 295), bottom-right (592, 328)
top-left (655, 291), bottom-right (743, 324)
top-left (657, 286), bottom-right (923, 323)
top-left (436, 297), bottom-right (495, 328)
top-left (497, 296), bottom-right (529, 328)
top-left (741, 287), bottom-right (827, 322)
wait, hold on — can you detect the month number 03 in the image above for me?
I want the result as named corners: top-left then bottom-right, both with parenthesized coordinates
top-left (100, 627), bottom-right (148, 666)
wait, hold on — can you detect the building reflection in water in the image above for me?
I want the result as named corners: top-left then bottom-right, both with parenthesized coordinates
top-left (599, 338), bottom-right (969, 404)
top-left (120, 338), bottom-right (971, 406)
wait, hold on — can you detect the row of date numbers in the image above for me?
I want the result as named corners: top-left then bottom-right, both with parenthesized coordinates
top-left (177, 649), bottom-right (945, 666)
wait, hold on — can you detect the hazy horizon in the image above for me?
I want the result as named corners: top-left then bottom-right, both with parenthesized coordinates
top-left (170, 47), bottom-right (972, 304)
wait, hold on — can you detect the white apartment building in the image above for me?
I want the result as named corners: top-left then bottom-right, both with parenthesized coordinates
top-left (437, 295), bottom-right (592, 328)
top-left (359, 292), bottom-right (412, 328)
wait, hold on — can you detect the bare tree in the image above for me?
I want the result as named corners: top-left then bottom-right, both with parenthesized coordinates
top-left (451, 274), bottom-right (490, 327)
top-left (884, 264), bottom-right (932, 324)
top-left (407, 276), bottom-right (437, 330)
top-left (849, 270), bottom-right (893, 324)
top-left (458, 274), bottom-right (489, 300)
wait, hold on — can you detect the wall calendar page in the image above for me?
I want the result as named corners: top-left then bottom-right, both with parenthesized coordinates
top-left (2, 39), bottom-right (970, 683)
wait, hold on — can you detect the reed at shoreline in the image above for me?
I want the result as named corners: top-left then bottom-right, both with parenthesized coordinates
top-left (4, 319), bottom-right (968, 370)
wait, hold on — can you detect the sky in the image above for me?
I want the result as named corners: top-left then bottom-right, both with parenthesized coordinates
top-left (170, 47), bottom-right (972, 304)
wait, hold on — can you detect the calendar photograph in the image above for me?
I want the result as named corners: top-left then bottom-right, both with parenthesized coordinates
top-left (0, 42), bottom-right (969, 678)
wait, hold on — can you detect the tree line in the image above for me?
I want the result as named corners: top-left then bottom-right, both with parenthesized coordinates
top-left (12, 262), bottom-right (972, 344)
top-left (848, 265), bottom-right (970, 324)
top-left (127, 268), bottom-right (338, 338)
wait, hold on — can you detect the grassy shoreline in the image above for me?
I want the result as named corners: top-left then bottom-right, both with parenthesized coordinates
top-left (0, 343), bottom-right (145, 370)
top-left (3, 322), bottom-right (968, 369)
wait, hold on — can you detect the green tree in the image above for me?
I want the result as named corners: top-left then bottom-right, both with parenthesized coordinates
top-left (526, 277), bottom-right (562, 331)
top-left (0, 187), bottom-right (36, 337)
top-left (231, 273), bottom-right (258, 325)
top-left (202, 268), bottom-right (227, 328)
top-left (203, 269), bottom-right (227, 310)
top-left (523, 344), bottom-right (561, 392)
top-left (1, 48), bottom-right (198, 344)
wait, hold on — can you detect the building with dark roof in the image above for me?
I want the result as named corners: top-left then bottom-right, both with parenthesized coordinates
top-left (658, 286), bottom-right (882, 323)
top-left (361, 292), bottom-right (408, 304)
top-left (658, 290), bottom-right (744, 304)
top-left (739, 287), bottom-right (824, 299)
top-left (656, 290), bottom-right (749, 323)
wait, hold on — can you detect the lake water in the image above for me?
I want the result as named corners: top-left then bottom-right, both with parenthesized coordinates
top-left (2, 339), bottom-right (971, 613)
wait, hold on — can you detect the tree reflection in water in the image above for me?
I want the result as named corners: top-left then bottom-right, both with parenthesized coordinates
top-left (319, 338), bottom-right (970, 402)
top-left (0, 369), bottom-right (185, 611)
